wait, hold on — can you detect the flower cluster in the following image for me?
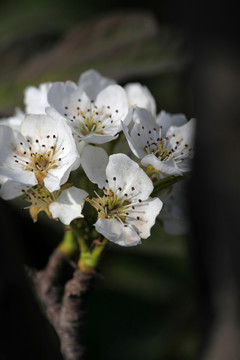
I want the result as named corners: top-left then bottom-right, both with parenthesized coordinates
top-left (0, 70), bottom-right (196, 247)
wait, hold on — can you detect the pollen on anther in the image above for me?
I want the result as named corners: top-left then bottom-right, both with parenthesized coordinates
top-left (138, 199), bottom-right (142, 202)
top-left (113, 177), bottom-right (116, 181)
top-left (131, 187), bottom-right (135, 191)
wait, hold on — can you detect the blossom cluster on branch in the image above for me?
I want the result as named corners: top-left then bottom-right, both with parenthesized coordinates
top-left (0, 70), bottom-right (196, 248)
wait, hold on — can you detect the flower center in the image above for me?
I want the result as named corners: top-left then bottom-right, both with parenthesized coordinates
top-left (24, 185), bottom-right (58, 207)
top-left (87, 178), bottom-right (146, 227)
top-left (63, 100), bottom-right (119, 139)
top-left (144, 136), bottom-right (174, 161)
top-left (13, 135), bottom-right (62, 185)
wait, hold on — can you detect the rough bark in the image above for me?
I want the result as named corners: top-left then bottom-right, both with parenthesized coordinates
top-left (59, 270), bottom-right (95, 360)
top-left (27, 251), bottom-right (95, 360)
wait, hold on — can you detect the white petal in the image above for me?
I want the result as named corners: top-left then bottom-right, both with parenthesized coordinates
top-left (0, 109), bottom-right (24, 131)
top-left (129, 197), bottom-right (162, 238)
top-left (21, 113), bottom-right (80, 192)
top-left (49, 186), bottom-right (88, 225)
top-left (0, 180), bottom-right (28, 200)
top-left (78, 69), bottom-right (116, 100)
top-left (24, 82), bottom-right (52, 114)
top-left (125, 83), bottom-right (156, 115)
top-left (156, 110), bottom-right (188, 136)
top-left (0, 174), bottom-right (7, 185)
top-left (0, 126), bottom-right (37, 186)
top-left (95, 85), bottom-right (128, 126)
top-left (106, 154), bottom-right (153, 200)
top-left (78, 133), bottom-right (118, 144)
top-left (130, 107), bottom-right (158, 150)
top-left (121, 120), bottom-right (145, 159)
top-left (47, 80), bottom-right (78, 116)
top-left (141, 154), bottom-right (183, 176)
top-left (95, 218), bottom-right (141, 246)
top-left (168, 118), bottom-right (196, 148)
top-left (81, 145), bottom-right (108, 188)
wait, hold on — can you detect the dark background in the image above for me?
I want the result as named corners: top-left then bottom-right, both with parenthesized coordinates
top-left (1, 1), bottom-right (240, 359)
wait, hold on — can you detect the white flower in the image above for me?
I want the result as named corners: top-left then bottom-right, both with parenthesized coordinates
top-left (77, 69), bottom-right (116, 100)
top-left (24, 82), bottom-right (52, 114)
top-left (47, 70), bottom-right (129, 145)
top-left (81, 145), bottom-right (162, 246)
top-left (125, 82), bottom-right (156, 116)
top-left (122, 107), bottom-right (196, 176)
top-left (0, 82), bottom-right (52, 133)
top-left (158, 181), bottom-right (190, 235)
top-left (0, 112), bottom-right (80, 192)
top-left (0, 181), bottom-right (87, 225)
top-left (0, 108), bottom-right (25, 131)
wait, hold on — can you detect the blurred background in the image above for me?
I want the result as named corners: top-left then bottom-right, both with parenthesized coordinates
top-left (0, 1), bottom-right (239, 359)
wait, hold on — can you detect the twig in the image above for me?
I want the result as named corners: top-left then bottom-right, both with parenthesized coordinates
top-left (59, 269), bottom-right (95, 360)
top-left (31, 250), bottom-right (75, 330)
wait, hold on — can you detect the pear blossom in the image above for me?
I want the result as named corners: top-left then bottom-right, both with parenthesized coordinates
top-left (158, 181), bottom-right (190, 235)
top-left (81, 145), bottom-right (162, 246)
top-left (0, 181), bottom-right (87, 225)
top-left (24, 82), bottom-right (52, 114)
top-left (125, 82), bottom-right (156, 116)
top-left (0, 82), bottom-right (52, 133)
top-left (47, 70), bottom-right (129, 145)
top-left (122, 107), bottom-right (196, 177)
top-left (0, 108), bottom-right (25, 131)
top-left (77, 69), bottom-right (116, 99)
top-left (0, 112), bottom-right (80, 193)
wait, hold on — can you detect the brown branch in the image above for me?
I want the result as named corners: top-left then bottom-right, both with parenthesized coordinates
top-left (30, 250), bottom-right (75, 330)
top-left (27, 251), bottom-right (96, 360)
top-left (58, 269), bottom-right (95, 360)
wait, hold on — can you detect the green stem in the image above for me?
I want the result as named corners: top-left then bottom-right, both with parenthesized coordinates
top-left (57, 227), bottom-right (79, 259)
top-left (78, 239), bottom-right (108, 274)
top-left (71, 221), bottom-right (108, 274)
